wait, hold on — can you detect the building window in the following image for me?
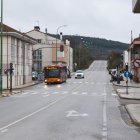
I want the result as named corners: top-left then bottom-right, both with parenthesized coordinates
top-left (37, 39), bottom-right (42, 43)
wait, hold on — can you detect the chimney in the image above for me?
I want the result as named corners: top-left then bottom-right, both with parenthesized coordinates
top-left (34, 26), bottom-right (40, 31)
top-left (45, 28), bottom-right (47, 34)
top-left (60, 32), bottom-right (63, 40)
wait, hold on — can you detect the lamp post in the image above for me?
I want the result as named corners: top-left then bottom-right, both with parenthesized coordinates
top-left (0, 0), bottom-right (3, 94)
top-left (56, 25), bottom-right (67, 64)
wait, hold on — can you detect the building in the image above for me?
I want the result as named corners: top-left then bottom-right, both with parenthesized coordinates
top-left (26, 26), bottom-right (73, 73)
top-left (128, 37), bottom-right (140, 82)
top-left (132, 0), bottom-right (140, 13)
top-left (0, 24), bottom-right (37, 89)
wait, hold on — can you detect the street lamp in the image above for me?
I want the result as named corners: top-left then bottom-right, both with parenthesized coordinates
top-left (0, 0), bottom-right (3, 94)
top-left (56, 25), bottom-right (67, 64)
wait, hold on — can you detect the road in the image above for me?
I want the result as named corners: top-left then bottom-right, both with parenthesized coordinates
top-left (0, 61), bottom-right (140, 140)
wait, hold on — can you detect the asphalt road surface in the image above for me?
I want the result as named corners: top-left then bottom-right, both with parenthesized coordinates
top-left (0, 60), bottom-right (140, 140)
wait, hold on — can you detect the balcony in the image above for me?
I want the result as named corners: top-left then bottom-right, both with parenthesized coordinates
top-left (133, 0), bottom-right (140, 13)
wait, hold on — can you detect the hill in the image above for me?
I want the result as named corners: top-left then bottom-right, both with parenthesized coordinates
top-left (63, 35), bottom-right (128, 60)
top-left (47, 33), bottom-right (129, 69)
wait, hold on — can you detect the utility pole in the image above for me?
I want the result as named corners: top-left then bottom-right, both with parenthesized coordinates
top-left (0, 0), bottom-right (3, 94)
top-left (56, 25), bottom-right (67, 64)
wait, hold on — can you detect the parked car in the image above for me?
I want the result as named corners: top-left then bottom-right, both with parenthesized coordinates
top-left (32, 71), bottom-right (38, 80)
top-left (110, 69), bottom-right (123, 81)
top-left (75, 70), bottom-right (84, 79)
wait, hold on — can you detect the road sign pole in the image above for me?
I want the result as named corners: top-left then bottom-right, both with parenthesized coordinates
top-left (126, 79), bottom-right (128, 94)
top-left (9, 72), bottom-right (12, 93)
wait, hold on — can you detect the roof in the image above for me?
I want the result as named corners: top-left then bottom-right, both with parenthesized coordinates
top-left (0, 23), bottom-right (37, 44)
top-left (128, 37), bottom-right (140, 50)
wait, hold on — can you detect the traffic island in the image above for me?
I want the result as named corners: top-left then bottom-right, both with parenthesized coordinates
top-left (116, 89), bottom-right (140, 100)
top-left (125, 104), bottom-right (140, 126)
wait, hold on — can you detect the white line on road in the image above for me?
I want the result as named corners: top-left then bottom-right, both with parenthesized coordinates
top-left (1, 129), bottom-right (8, 133)
top-left (0, 95), bottom-right (68, 132)
top-left (43, 94), bottom-right (50, 97)
top-left (72, 92), bottom-right (78, 95)
top-left (82, 92), bottom-right (87, 95)
top-left (52, 92), bottom-right (59, 94)
top-left (32, 92), bottom-right (38, 95)
top-left (102, 88), bottom-right (108, 140)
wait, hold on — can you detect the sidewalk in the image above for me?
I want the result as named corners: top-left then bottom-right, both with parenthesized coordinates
top-left (1, 81), bottom-right (41, 97)
top-left (113, 80), bottom-right (140, 126)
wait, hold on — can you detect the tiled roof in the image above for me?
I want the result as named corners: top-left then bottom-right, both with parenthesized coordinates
top-left (0, 23), bottom-right (18, 32)
top-left (0, 23), bottom-right (37, 43)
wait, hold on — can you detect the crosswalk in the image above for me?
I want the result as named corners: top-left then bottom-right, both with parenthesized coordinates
top-left (67, 81), bottom-right (111, 85)
top-left (12, 90), bottom-right (117, 98)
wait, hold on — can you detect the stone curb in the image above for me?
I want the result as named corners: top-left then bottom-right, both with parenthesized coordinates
top-left (113, 82), bottom-right (140, 88)
top-left (1, 81), bottom-right (42, 98)
top-left (125, 105), bottom-right (140, 126)
top-left (117, 93), bottom-right (140, 100)
top-left (1, 90), bottom-right (22, 97)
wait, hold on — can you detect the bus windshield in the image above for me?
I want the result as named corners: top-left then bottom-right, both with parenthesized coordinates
top-left (45, 69), bottom-right (60, 78)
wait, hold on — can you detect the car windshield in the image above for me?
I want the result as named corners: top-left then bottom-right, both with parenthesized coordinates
top-left (76, 70), bottom-right (83, 73)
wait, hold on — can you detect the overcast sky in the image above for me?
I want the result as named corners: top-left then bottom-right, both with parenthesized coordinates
top-left (2, 0), bottom-right (140, 43)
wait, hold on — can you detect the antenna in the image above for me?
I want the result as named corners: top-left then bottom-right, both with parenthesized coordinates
top-left (35, 20), bottom-right (40, 26)
top-left (131, 30), bottom-right (133, 43)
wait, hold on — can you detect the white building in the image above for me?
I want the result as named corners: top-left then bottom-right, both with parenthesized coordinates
top-left (1, 24), bottom-right (37, 89)
top-left (26, 26), bottom-right (73, 73)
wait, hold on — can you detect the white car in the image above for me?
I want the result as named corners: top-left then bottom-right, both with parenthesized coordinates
top-left (75, 70), bottom-right (84, 79)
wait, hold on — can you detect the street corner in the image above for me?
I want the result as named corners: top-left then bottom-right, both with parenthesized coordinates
top-left (125, 104), bottom-right (140, 126)
top-left (116, 88), bottom-right (140, 100)
top-left (1, 90), bottom-right (22, 97)
top-left (1, 92), bottom-right (11, 97)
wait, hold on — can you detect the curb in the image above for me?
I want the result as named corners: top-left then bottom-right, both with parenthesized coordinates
top-left (125, 105), bottom-right (140, 126)
top-left (113, 82), bottom-right (140, 88)
top-left (1, 90), bottom-right (22, 97)
top-left (1, 81), bottom-right (42, 98)
top-left (117, 93), bottom-right (140, 100)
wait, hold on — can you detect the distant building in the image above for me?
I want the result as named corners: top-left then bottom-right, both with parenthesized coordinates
top-left (26, 26), bottom-right (73, 73)
top-left (1, 24), bottom-right (37, 89)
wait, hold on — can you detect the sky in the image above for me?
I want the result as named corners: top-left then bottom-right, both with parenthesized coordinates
top-left (2, 0), bottom-right (140, 43)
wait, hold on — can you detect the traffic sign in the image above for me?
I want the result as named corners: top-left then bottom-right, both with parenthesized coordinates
top-left (124, 71), bottom-right (132, 78)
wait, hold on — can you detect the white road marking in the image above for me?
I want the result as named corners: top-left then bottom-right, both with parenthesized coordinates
top-left (0, 96), bottom-right (68, 132)
top-left (22, 92), bottom-right (28, 95)
top-left (1, 129), bottom-right (8, 133)
top-left (62, 91), bottom-right (68, 94)
top-left (82, 92), bottom-right (87, 95)
top-left (112, 93), bottom-right (118, 96)
top-left (66, 110), bottom-right (88, 117)
top-left (42, 92), bottom-right (48, 95)
top-left (43, 94), bottom-right (50, 97)
top-left (72, 92), bottom-right (78, 95)
top-left (52, 92), bottom-right (59, 94)
top-left (102, 93), bottom-right (107, 96)
top-left (32, 92), bottom-right (38, 95)
top-left (102, 88), bottom-right (108, 140)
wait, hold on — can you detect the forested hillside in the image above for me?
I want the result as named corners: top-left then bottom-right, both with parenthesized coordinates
top-left (48, 33), bottom-right (129, 69)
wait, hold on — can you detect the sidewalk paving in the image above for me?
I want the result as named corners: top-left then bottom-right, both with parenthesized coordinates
top-left (1, 81), bottom-right (40, 97)
top-left (113, 80), bottom-right (140, 126)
